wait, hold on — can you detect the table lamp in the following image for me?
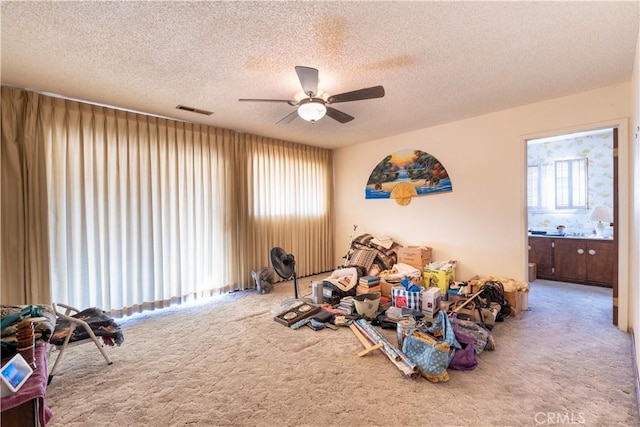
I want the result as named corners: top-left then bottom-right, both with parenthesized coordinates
top-left (588, 206), bottom-right (611, 237)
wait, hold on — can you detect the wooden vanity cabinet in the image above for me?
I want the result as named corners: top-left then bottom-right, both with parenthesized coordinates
top-left (553, 239), bottom-right (585, 283)
top-left (585, 240), bottom-right (615, 286)
top-left (528, 236), bottom-right (614, 287)
top-left (554, 238), bottom-right (614, 287)
top-left (528, 237), bottom-right (555, 280)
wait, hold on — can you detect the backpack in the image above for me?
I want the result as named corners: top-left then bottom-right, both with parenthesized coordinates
top-left (479, 281), bottom-right (511, 322)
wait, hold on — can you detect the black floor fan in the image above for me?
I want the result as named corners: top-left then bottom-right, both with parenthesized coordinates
top-left (270, 247), bottom-right (299, 299)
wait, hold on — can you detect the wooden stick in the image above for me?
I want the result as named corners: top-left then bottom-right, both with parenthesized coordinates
top-left (452, 289), bottom-right (484, 313)
top-left (351, 321), bottom-right (418, 378)
top-left (354, 320), bottom-right (417, 371)
top-left (357, 343), bottom-right (383, 357)
top-left (349, 323), bottom-right (383, 357)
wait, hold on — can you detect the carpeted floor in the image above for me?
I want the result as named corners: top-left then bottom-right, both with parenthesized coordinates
top-left (45, 277), bottom-right (639, 426)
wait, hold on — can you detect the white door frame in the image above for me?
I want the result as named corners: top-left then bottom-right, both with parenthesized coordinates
top-left (522, 118), bottom-right (630, 332)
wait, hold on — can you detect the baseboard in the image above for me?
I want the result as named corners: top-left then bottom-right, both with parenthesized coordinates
top-left (631, 327), bottom-right (640, 415)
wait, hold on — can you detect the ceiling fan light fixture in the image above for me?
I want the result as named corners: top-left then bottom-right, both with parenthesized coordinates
top-left (239, 66), bottom-right (385, 125)
top-left (297, 100), bottom-right (326, 122)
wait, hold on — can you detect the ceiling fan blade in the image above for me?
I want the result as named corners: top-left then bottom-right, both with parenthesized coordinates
top-left (295, 66), bottom-right (319, 97)
top-left (327, 85), bottom-right (385, 104)
top-left (325, 106), bottom-right (354, 123)
top-left (239, 98), bottom-right (297, 106)
top-left (276, 110), bottom-right (298, 125)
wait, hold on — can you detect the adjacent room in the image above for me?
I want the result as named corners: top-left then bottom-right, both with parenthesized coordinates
top-left (1, 2), bottom-right (640, 426)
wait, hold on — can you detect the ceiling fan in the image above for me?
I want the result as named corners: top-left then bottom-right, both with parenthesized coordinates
top-left (239, 66), bottom-right (385, 124)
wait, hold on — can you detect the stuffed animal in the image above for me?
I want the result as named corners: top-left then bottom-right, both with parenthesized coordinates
top-left (252, 268), bottom-right (275, 294)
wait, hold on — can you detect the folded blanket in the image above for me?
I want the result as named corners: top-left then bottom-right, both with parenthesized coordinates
top-left (49, 307), bottom-right (124, 347)
top-left (349, 233), bottom-right (400, 271)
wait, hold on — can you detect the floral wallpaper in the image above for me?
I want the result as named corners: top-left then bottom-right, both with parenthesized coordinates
top-left (528, 129), bottom-right (614, 236)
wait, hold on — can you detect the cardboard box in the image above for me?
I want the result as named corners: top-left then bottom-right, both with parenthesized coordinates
top-left (521, 291), bottom-right (529, 311)
top-left (505, 290), bottom-right (528, 316)
top-left (505, 291), bottom-right (518, 315)
top-left (447, 288), bottom-right (464, 303)
top-left (423, 267), bottom-right (455, 296)
top-left (379, 280), bottom-right (393, 298)
top-left (411, 277), bottom-right (425, 288)
top-left (397, 246), bottom-right (433, 271)
top-left (356, 284), bottom-right (381, 296)
top-left (528, 263), bottom-right (537, 282)
top-left (421, 287), bottom-right (441, 317)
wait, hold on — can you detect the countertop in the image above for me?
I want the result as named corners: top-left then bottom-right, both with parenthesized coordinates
top-left (528, 233), bottom-right (613, 241)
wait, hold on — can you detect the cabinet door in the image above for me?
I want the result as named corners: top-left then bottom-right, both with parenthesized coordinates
top-left (554, 239), bottom-right (587, 283)
top-left (528, 237), bottom-right (554, 279)
top-left (586, 241), bottom-right (614, 287)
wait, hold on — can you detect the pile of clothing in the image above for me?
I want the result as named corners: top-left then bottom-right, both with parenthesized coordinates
top-left (324, 234), bottom-right (402, 300)
top-left (347, 233), bottom-right (401, 274)
top-left (1, 305), bottom-right (57, 356)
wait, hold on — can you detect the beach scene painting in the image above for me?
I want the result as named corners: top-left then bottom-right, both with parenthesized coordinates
top-left (365, 149), bottom-right (453, 205)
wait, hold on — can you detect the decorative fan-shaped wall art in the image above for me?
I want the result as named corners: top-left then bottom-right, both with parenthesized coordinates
top-left (365, 149), bottom-right (453, 205)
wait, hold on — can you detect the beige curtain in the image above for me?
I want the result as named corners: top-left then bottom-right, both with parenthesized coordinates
top-left (42, 98), bottom-right (242, 316)
top-left (235, 134), bottom-right (334, 283)
top-left (1, 87), bottom-right (333, 315)
top-left (1, 88), bottom-right (52, 305)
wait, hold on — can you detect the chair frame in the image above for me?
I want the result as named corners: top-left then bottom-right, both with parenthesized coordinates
top-left (47, 303), bottom-right (112, 384)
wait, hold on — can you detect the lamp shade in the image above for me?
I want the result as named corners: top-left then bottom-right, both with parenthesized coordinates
top-left (588, 206), bottom-right (611, 223)
top-left (297, 101), bottom-right (326, 122)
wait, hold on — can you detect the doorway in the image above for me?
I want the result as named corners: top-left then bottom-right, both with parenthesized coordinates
top-left (526, 127), bottom-right (619, 325)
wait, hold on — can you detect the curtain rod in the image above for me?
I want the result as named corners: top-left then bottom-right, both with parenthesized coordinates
top-left (1, 84), bottom-right (185, 123)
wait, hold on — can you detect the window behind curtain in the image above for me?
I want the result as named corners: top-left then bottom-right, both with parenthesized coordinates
top-left (43, 104), bottom-right (239, 315)
top-left (36, 93), bottom-right (334, 316)
top-left (251, 153), bottom-right (327, 217)
top-left (239, 136), bottom-right (334, 279)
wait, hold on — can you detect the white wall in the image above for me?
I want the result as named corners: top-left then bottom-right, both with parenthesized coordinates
top-left (333, 82), bottom-right (632, 327)
top-left (629, 11), bottom-right (640, 390)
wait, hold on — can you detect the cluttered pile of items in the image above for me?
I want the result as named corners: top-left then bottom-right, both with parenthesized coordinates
top-left (266, 234), bottom-right (529, 383)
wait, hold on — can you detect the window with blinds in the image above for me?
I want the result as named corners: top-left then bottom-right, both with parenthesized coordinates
top-left (528, 158), bottom-right (588, 210)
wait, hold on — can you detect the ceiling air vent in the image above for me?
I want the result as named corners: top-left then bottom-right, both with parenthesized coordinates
top-left (175, 105), bottom-right (213, 116)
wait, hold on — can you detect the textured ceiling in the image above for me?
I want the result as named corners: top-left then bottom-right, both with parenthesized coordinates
top-left (1, 1), bottom-right (638, 149)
